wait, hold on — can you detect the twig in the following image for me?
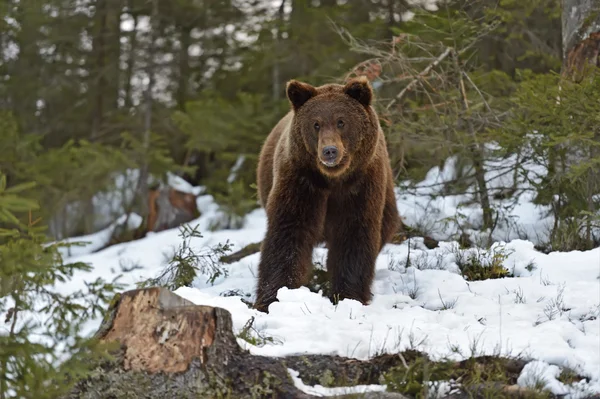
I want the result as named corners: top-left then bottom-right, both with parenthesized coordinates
top-left (461, 70), bottom-right (501, 123)
top-left (386, 47), bottom-right (453, 110)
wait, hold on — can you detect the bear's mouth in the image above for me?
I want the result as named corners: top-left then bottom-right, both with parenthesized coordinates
top-left (319, 159), bottom-right (339, 168)
top-left (317, 155), bottom-right (349, 177)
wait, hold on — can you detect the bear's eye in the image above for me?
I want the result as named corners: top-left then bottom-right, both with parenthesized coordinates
top-left (314, 122), bottom-right (320, 131)
top-left (337, 120), bottom-right (344, 129)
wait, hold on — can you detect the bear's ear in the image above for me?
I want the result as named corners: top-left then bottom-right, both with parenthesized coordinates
top-left (286, 80), bottom-right (317, 111)
top-left (343, 76), bottom-right (373, 108)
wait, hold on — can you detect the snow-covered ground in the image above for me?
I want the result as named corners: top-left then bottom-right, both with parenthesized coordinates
top-left (52, 154), bottom-right (600, 398)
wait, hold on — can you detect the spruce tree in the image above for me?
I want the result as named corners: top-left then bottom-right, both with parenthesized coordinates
top-left (0, 171), bottom-right (122, 398)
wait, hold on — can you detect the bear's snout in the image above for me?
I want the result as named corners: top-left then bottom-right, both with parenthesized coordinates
top-left (318, 133), bottom-right (344, 169)
top-left (321, 146), bottom-right (338, 165)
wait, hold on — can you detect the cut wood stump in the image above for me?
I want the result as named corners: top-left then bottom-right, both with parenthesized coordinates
top-left (62, 287), bottom-right (409, 399)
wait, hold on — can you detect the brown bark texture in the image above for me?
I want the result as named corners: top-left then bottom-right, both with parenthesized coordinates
top-left (561, 0), bottom-right (600, 80)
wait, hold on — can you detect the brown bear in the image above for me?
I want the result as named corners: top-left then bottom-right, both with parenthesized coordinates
top-left (254, 76), bottom-right (402, 313)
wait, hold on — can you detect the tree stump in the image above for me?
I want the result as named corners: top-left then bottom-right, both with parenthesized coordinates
top-left (147, 187), bottom-right (200, 233)
top-left (63, 287), bottom-right (409, 399)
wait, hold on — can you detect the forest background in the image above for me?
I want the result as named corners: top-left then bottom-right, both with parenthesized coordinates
top-left (2, 0), bottom-right (600, 396)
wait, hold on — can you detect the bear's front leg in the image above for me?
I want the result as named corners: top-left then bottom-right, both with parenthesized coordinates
top-left (326, 178), bottom-right (384, 306)
top-left (254, 175), bottom-right (328, 313)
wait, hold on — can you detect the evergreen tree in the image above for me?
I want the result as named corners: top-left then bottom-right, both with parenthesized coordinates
top-left (0, 171), bottom-right (122, 398)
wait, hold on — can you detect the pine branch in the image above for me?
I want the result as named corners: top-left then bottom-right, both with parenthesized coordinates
top-left (386, 47), bottom-right (453, 111)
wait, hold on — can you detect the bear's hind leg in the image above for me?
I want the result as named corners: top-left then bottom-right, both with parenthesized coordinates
top-left (380, 182), bottom-right (402, 250)
top-left (254, 177), bottom-right (328, 313)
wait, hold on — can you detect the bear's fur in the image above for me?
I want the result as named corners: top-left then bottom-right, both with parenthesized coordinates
top-left (254, 76), bottom-right (402, 313)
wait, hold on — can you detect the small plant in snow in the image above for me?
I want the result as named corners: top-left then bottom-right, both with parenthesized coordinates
top-left (437, 289), bottom-right (458, 310)
top-left (237, 316), bottom-right (282, 347)
top-left (452, 243), bottom-right (513, 281)
top-left (513, 286), bottom-right (527, 304)
top-left (412, 252), bottom-right (446, 271)
top-left (137, 223), bottom-right (233, 290)
top-left (398, 272), bottom-right (420, 300)
top-left (524, 260), bottom-right (537, 273)
top-left (542, 285), bottom-right (569, 321)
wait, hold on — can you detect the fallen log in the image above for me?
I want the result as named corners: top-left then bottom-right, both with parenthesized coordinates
top-left (220, 225), bottom-right (439, 266)
top-left (62, 287), bottom-right (409, 399)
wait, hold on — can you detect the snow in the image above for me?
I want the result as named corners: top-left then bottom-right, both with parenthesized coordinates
top-left (288, 368), bottom-right (388, 397)
top-left (45, 153), bottom-right (600, 397)
top-left (518, 360), bottom-right (575, 397)
top-left (52, 212), bottom-right (143, 258)
top-left (396, 141), bottom-right (556, 246)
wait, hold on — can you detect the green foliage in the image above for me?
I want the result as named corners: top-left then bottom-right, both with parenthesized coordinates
top-left (501, 68), bottom-right (600, 251)
top-left (1, 0), bottom-right (578, 245)
top-left (361, 3), bottom-right (510, 182)
top-left (173, 91), bottom-right (285, 225)
top-left (452, 244), bottom-right (513, 281)
top-left (138, 223), bottom-right (233, 290)
top-left (481, 0), bottom-right (562, 74)
top-left (382, 352), bottom-right (552, 398)
top-left (28, 139), bottom-right (128, 217)
top-left (119, 131), bottom-right (189, 183)
top-left (0, 171), bottom-right (122, 398)
top-left (0, 111), bottom-right (42, 182)
top-left (382, 354), bottom-right (454, 396)
top-left (174, 91), bottom-right (287, 187)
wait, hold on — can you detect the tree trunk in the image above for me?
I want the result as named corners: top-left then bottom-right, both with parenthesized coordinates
top-left (562, 0), bottom-right (600, 60)
top-left (123, 11), bottom-right (138, 110)
top-left (137, 0), bottom-right (159, 219)
top-left (61, 287), bottom-right (410, 399)
top-left (453, 52), bottom-right (493, 235)
top-left (561, 0), bottom-right (600, 80)
top-left (176, 25), bottom-right (192, 111)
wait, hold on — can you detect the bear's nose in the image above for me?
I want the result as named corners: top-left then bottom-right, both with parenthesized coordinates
top-left (322, 146), bottom-right (338, 162)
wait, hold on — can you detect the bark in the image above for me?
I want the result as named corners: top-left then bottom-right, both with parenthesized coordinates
top-left (562, 0), bottom-right (600, 61)
top-left (62, 287), bottom-right (410, 399)
top-left (561, 0), bottom-right (600, 80)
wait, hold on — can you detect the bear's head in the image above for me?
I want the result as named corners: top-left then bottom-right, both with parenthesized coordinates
top-left (286, 76), bottom-right (379, 178)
